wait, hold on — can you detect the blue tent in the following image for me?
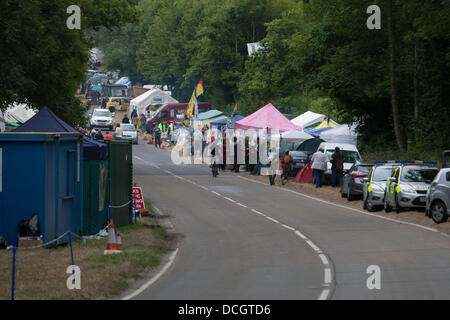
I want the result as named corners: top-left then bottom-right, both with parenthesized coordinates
top-left (210, 115), bottom-right (245, 128)
top-left (14, 107), bottom-right (108, 160)
top-left (304, 126), bottom-right (334, 137)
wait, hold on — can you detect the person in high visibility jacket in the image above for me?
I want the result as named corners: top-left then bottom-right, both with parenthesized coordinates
top-left (167, 122), bottom-right (174, 144)
top-left (158, 122), bottom-right (167, 133)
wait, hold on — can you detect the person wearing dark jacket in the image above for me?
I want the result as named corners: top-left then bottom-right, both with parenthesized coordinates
top-left (330, 147), bottom-right (344, 187)
top-left (94, 129), bottom-right (104, 141)
top-left (122, 115), bottom-right (130, 124)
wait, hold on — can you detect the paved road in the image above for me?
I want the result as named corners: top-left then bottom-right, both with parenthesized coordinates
top-left (131, 143), bottom-right (450, 299)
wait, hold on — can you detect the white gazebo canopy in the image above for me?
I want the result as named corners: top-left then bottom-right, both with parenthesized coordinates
top-left (129, 88), bottom-right (178, 117)
top-left (291, 111), bottom-right (326, 129)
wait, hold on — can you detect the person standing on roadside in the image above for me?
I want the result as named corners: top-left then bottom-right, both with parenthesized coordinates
top-left (115, 123), bottom-right (123, 139)
top-left (140, 114), bottom-right (147, 132)
top-left (311, 148), bottom-right (327, 188)
top-left (330, 146), bottom-right (344, 187)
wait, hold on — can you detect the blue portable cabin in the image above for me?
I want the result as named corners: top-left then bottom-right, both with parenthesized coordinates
top-left (0, 132), bottom-right (83, 245)
top-left (14, 108), bottom-right (110, 236)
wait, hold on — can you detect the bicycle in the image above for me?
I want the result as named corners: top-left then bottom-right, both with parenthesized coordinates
top-left (211, 161), bottom-right (219, 177)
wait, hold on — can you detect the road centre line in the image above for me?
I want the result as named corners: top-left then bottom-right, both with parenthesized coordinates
top-left (281, 224), bottom-right (295, 231)
top-left (318, 254), bottom-right (329, 266)
top-left (140, 163), bottom-right (333, 300)
top-left (266, 216), bottom-right (280, 224)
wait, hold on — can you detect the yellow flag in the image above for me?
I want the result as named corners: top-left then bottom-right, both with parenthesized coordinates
top-left (185, 80), bottom-right (204, 118)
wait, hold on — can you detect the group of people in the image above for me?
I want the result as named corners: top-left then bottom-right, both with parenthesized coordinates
top-left (147, 120), bottom-right (175, 148)
top-left (88, 128), bottom-right (114, 141)
top-left (310, 146), bottom-right (344, 188)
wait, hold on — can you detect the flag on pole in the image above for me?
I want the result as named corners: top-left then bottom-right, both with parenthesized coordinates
top-left (232, 103), bottom-right (238, 116)
top-left (185, 80), bottom-right (204, 118)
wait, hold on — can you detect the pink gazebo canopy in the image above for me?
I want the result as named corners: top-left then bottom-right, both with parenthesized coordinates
top-left (234, 103), bottom-right (302, 132)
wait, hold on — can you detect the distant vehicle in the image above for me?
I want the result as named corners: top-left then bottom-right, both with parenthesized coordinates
top-left (384, 161), bottom-right (439, 213)
top-left (146, 102), bottom-right (211, 128)
top-left (341, 161), bottom-right (373, 201)
top-left (102, 84), bottom-right (132, 99)
top-left (90, 109), bottom-right (114, 131)
top-left (426, 168), bottom-right (450, 223)
top-left (362, 162), bottom-right (396, 211)
top-left (106, 97), bottom-right (130, 112)
top-left (284, 151), bottom-right (310, 177)
top-left (316, 142), bottom-right (362, 184)
top-left (119, 124), bottom-right (138, 144)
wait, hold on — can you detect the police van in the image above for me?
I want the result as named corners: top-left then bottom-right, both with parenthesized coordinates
top-left (383, 161), bottom-right (439, 213)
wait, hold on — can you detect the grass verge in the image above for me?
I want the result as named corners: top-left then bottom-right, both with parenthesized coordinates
top-left (0, 216), bottom-right (171, 300)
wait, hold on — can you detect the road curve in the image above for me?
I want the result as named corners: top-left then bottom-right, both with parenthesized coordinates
top-left (130, 144), bottom-right (450, 300)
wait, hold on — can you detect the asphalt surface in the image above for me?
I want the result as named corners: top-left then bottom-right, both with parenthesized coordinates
top-left (131, 143), bottom-right (450, 300)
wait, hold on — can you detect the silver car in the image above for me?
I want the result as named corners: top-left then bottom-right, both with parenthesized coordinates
top-left (426, 168), bottom-right (450, 223)
top-left (384, 163), bottom-right (439, 213)
top-left (362, 163), bottom-right (395, 211)
top-left (120, 123), bottom-right (138, 144)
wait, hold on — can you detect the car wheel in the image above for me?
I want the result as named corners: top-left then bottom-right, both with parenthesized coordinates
top-left (384, 194), bottom-right (392, 213)
top-left (366, 198), bottom-right (377, 212)
top-left (347, 190), bottom-right (354, 201)
top-left (431, 200), bottom-right (448, 224)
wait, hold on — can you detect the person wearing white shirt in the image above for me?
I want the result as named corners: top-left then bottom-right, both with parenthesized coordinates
top-left (311, 148), bottom-right (327, 188)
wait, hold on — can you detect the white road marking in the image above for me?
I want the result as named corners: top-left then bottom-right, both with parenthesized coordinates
top-left (281, 224), bottom-right (295, 231)
top-left (236, 202), bottom-right (247, 208)
top-left (318, 254), bottom-right (329, 266)
top-left (121, 248), bottom-right (179, 300)
top-left (295, 230), bottom-right (308, 240)
top-left (324, 268), bottom-right (332, 284)
top-left (223, 196), bottom-right (236, 203)
top-left (318, 289), bottom-right (330, 301)
top-left (266, 217), bottom-right (280, 224)
top-left (135, 159), bottom-right (334, 300)
top-left (306, 240), bottom-right (322, 253)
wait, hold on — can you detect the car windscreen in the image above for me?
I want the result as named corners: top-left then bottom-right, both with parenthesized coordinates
top-left (93, 110), bottom-right (111, 117)
top-left (121, 124), bottom-right (136, 131)
top-left (401, 167), bottom-right (439, 183)
top-left (357, 165), bottom-right (371, 174)
top-left (326, 150), bottom-right (361, 163)
top-left (372, 166), bottom-right (394, 181)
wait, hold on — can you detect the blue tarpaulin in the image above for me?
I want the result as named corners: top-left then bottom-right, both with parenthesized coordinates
top-left (14, 107), bottom-right (108, 160)
top-left (210, 115), bottom-right (245, 128)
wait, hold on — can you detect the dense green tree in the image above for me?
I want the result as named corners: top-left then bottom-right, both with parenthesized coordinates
top-left (0, 0), bottom-right (138, 126)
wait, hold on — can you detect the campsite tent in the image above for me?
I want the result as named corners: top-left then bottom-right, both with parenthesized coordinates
top-left (129, 88), bottom-right (178, 117)
top-left (281, 130), bottom-right (313, 143)
top-left (197, 110), bottom-right (227, 126)
top-left (210, 114), bottom-right (245, 128)
top-left (235, 103), bottom-right (302, 132)
top-left (4, 103), bottom-right (36, 125)
top-left (291, 111), bottom-right (325, 129)
top-left (320, 123), bottom-right (358, 145)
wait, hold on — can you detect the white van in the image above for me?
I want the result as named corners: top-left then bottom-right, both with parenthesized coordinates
top-left (317, 142), bottom-right (362, 181)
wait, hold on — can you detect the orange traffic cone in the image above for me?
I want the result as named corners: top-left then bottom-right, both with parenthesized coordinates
top-left (104, 219), bottom-right (121, 254)
top-left (116, 231), bottom-right (122, 250)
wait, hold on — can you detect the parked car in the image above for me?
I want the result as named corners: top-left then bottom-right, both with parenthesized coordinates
top-left (106, 97), bottom-right (130, 112)
top-left (119, 124), bottom-right (138, 144)
top-left (146, 102), bottom-right (212, 128)
top-left (90, 109), bottom-right (114, 131)
top-left (317, 142), bottom-right (362, 184)
top-left (362, 162), bottom-right (396, 211)
top-left (384, 161), bottom-right (439, 213)
top-left (426, 168), bottom-right (450, 223)
top-left (341, 161), bottom-right (373, 201)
